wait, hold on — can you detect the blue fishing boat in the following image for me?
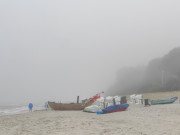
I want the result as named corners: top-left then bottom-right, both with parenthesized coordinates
top-left (101, 104), bottom-right (129, 114)
top-left (151, 97), bottom-right (178, 105)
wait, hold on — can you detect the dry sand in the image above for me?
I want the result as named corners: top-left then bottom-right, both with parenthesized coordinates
top-left (1, 92), bottom-right (180, 135)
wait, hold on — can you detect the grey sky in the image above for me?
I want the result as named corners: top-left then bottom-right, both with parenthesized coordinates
top-left (0, 0), bottom-right (180, 105)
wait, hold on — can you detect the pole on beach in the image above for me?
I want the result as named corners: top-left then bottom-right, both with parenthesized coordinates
top-left (103, 98), bottom-right (106, 108)
top-left (103, 102), bottom-right (105, 108)
top-left (77, 96), bottom-right (79, 104)
top-left (113, 98), bottom-right (116, 105)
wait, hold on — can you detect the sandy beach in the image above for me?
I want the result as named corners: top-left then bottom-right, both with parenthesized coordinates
top-left (1, 98), bottom-right (180, 135)
top-left (2, 0), bottom-right (180, 134)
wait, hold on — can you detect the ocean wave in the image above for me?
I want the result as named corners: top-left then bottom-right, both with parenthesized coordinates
top-left (0, 105), bottom-right (45, 116)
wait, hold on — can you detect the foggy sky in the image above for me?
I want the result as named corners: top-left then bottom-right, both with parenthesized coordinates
top-left (0, 0), bottom-right (180, 105)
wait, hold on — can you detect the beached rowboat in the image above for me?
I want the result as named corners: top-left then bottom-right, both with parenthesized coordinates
top-left (151, 97), bottom-right (178, 105)
top-left (102, 104), bottom-right (129, 114)
top-left (48, 100), bottom-right (93, 110)
top-left (48, 92), bottom-right (104, 110)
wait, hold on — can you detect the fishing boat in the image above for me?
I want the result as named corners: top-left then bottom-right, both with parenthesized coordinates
top-left (48, 92), bottom-right (105, 110)
top-left (48, 100), bottom-right (93, 110)
top-left (151, 97), bottom-right (178, 105)
top-left (101, 104), bottom-right (129, 114)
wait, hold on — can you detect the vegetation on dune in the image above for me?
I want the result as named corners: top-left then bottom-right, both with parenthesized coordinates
top-left (106, 47), bottom-right (180, 96)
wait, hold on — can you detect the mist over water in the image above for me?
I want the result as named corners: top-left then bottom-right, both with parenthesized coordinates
top-left (0, 0), bottom-right (180, 105)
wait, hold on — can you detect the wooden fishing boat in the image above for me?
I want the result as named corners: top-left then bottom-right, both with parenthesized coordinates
top-left (101, 104), bottom-right (129, 114)
top-left (48, 92), bottom-right (104, 110)
top-left (48, 100), bottom-right (93, 110)
top-left (151, 97), bottom-right (178, 105)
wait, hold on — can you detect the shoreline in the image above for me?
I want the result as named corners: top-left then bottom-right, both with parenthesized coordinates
top-left (1, 103), bottom-right (180, 134)
top-left (1, 91), bottom-right (180, 135)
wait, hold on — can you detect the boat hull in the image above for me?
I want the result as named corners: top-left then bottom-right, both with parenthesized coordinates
top-left (102, 104), bottom-right (129, 114)
top-left (151, 97), bottom-right (178, 105)
top-left (48, 101), bottom-right (93, 110)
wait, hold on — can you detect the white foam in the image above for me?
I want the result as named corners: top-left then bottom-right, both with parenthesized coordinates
top-left (0, 105), bottom-right (45, 116)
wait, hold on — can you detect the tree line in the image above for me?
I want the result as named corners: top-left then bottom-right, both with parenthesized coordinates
top-left (106, 47), bottom-right (180, 96)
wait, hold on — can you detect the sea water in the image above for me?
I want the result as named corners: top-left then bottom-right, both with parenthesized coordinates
top-left (0, 104), bottom-right (45, 116)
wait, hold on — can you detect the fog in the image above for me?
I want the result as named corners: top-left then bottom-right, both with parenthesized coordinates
top-left (106, 47), bottom-right (180, 96)
top-left (0, 0), bottom-right (180, 105)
